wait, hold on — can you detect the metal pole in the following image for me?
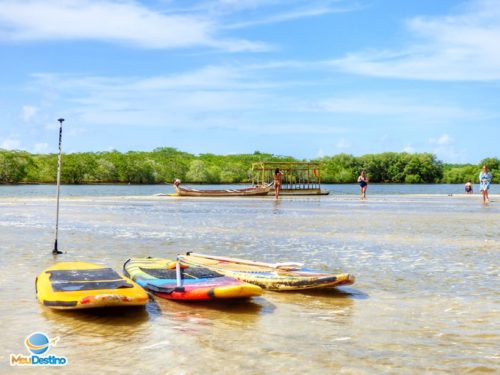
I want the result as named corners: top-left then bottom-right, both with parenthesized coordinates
top-left (53, 118), bottom-right (64, 255)
top-left (175, 257), bottom-right (183, 288)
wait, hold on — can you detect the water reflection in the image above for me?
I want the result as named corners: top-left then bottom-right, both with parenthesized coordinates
top-left (41, 305), bottom-right (150, 327)
top-left (153, 296), bottom-right (271, 318)
top-left (272, 199), bottom-right (283, 214)
top-left (295, 286), bottom-right (368, 299)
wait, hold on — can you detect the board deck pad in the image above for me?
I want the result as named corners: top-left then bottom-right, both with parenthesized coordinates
top-left (48, 268), bottom-right (134, 292)
top-left (139, 267), bottom-right (222, 280)
top-left (48, 268), bottom-right (121, 281)
top-left (50, 280), bottom-right (133, 292)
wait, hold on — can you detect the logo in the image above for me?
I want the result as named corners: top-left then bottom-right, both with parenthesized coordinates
top-left (25, 332), bottom-right (58, 355)
top-left (10, 332), bottom-right (68, 366)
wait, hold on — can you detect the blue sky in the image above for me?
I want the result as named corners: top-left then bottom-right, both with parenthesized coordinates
top-left (0, 0), bottom-right (499, 163)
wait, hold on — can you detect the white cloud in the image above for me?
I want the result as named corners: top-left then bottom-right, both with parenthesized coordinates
top-left (0, 1), bottom-right (359, 52)
top-left (328, 0), bottom-right (500, 81)
top-left (44, 121), bottom-right (60, 131)
top-left (431, 145), bottom-right (463, 163)
top-left (402, 145), bottom-right (415, 153)
top-left (0, 0), bottom-right (267, 51)
top-left (256, 123), bottom-right (348, 135)
top-left (314, 95), bottom-right (474, 121)
top-left (28, 70), bottom-right (288, 130)
top-left (1, 138), bottom-right (21, 149)
top-left (429, 134), bottom-right (453, 145)
top-left (427, 134), bottom-right (465, 162)
top-left (33, 142), bottom-right (49, 153)
top-left (379, 134), bottom-right (390, 142)
top-left (25, 67), bottom-right (482, 139)
top-left (224, 3), bottom-right (357, 29)
top-left (21, 105), bottom-right (38, 122)
top-left (335, 137), bottom-right (351, 149)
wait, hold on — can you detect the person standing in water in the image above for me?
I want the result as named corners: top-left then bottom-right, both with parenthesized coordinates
top-left (464, 180), bottom-right (473, 194)
top-left (357, 170), bottom-right (368, 199)
top-left (274, 168), bottom-right (284, 199)
top-left (479, 165), bottom-right (492, 204)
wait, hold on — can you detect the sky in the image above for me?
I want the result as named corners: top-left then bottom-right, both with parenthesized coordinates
top-left (0, 0), bottom-right (499, 164)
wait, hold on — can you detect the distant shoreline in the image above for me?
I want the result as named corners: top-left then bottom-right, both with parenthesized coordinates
top-left (0, 194), bottom-right (497, 201)
top-left (1, 149), bottom-right (497, 185)
top-left (0, 182), bottom-right (498, 186)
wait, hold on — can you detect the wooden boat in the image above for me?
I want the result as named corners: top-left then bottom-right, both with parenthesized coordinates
top-left (172, 179), bottom-right (271, 197)
top-left (178, 252), bottom-right (355, 291)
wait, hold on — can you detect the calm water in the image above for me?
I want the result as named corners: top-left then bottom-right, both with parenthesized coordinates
top-left (0, 187), bottom-right (498, 374)
top-left (0, 183), bottom-right (498, 197)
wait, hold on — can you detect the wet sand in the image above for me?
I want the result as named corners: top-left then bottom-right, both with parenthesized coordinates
top-left (0, 194), bottom-right (498, 374)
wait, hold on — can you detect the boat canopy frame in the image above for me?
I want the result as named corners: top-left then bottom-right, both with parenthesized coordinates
top-left (251, 161), bottom-right (324, 193)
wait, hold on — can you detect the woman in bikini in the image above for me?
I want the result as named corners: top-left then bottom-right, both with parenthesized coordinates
top-left (274, 168), bottom-right (284, 199)
top-left (357, 170), bottom-right (368, 199)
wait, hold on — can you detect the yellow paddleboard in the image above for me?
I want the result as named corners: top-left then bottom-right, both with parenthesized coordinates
top-left (179, 253), bottom-right (356, 291)
top-left (36, 262), bottom-right (148, 309)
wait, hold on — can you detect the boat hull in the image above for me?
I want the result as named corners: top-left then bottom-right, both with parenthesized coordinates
top-left (174, 185), bottom-right (271, 197)
top-left (276, 188), bottom-right (330, 195)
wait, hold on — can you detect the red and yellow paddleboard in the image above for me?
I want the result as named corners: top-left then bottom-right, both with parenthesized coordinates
top-left (123, 258), bottom-right (262, 301)
top-left (36, 262), bottom-right (148, 309)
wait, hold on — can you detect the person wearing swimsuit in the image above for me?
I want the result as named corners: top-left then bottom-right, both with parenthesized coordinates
top-left (464, 180), bottom-right (473, 194)
top-left (357, 170), bottom-right (368, 199)
top-left (274, 168), bottom-right (284, 199)
top-left (479, 165), bottom-right (492, 204)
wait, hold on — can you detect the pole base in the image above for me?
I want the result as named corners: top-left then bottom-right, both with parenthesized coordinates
top-left (53, 239), bottom-right (63, 255)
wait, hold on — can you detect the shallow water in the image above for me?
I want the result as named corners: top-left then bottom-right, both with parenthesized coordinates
top-left (1, 183), bottom-right (498, 197)
top-left (0, 192), bottom-right (498, 374)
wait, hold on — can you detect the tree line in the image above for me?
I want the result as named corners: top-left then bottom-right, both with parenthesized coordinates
top-left (0, 148), bottom-right (497, 184)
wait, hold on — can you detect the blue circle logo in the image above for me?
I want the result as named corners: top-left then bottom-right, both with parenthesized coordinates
top-left (25, 332), bottom-right (50, 355)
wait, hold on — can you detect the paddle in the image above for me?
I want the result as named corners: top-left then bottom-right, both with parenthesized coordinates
top-left (52, 118), bottom-right (65, 255)
top-left (183, 252), bottom-right (303, 271)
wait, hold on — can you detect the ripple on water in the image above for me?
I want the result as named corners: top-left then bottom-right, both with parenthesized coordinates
top-left (0, 195), bottom-right (498, 374)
